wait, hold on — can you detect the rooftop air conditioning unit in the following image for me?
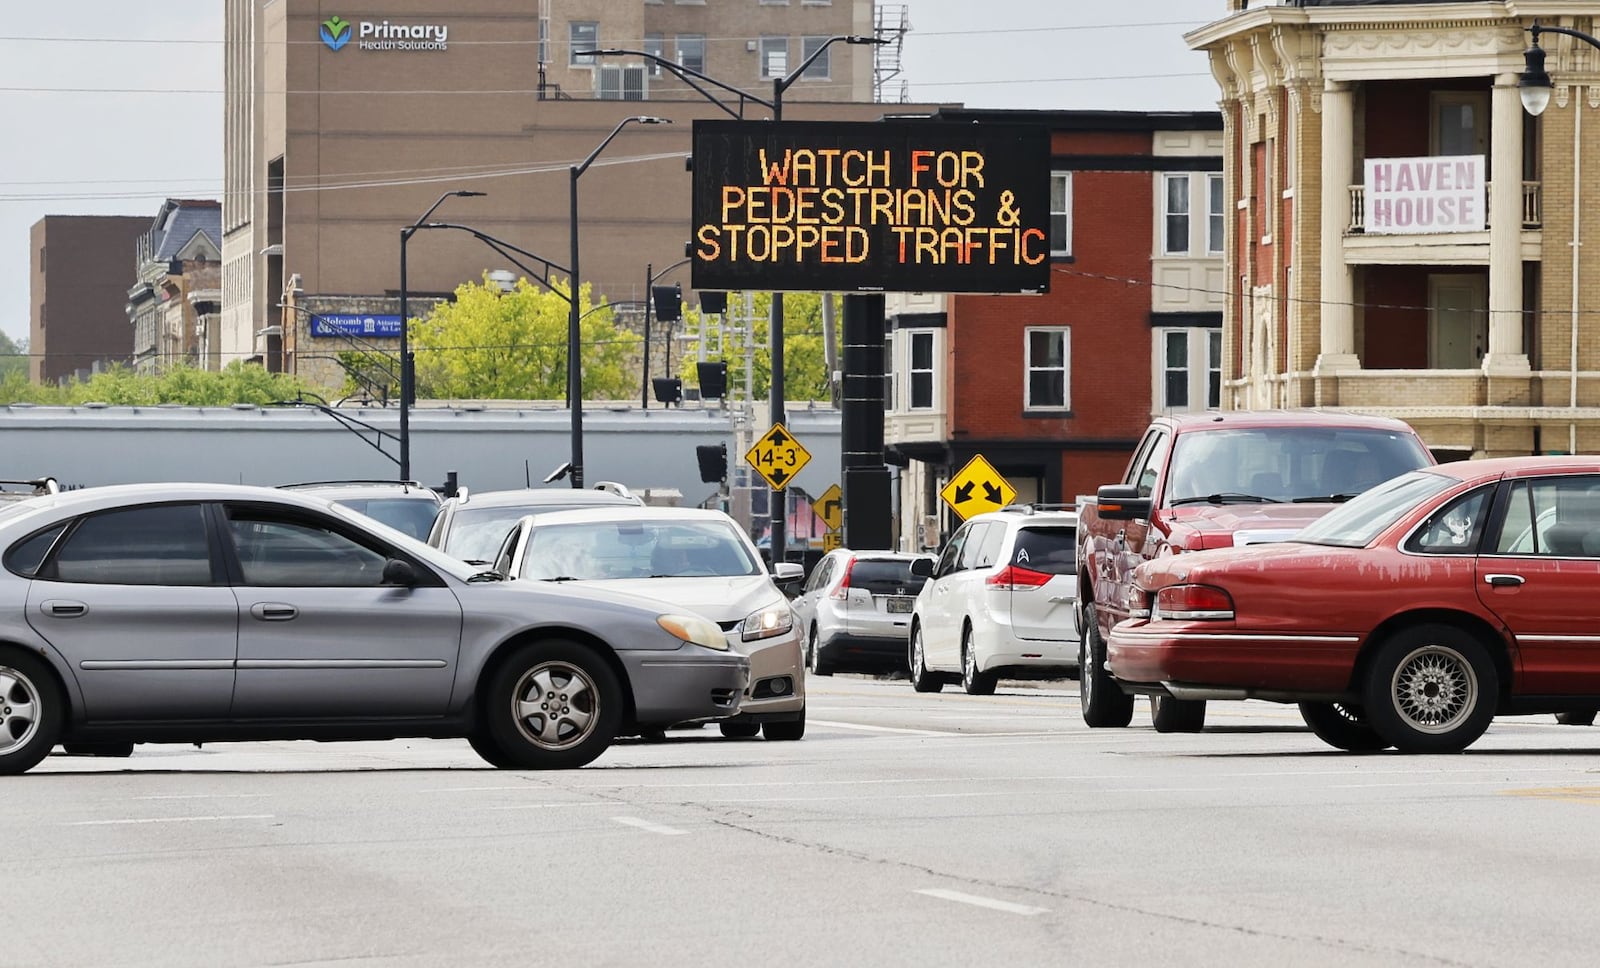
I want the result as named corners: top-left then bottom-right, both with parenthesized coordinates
top-left (596, 64), bottom-right (648, 101)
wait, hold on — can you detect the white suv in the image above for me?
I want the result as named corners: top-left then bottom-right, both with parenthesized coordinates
top-left (908, 505), bottom-right (1080, 695)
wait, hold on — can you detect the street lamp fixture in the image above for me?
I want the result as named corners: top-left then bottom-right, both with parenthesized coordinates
top-left (398, 189), bottom-right (487, 481)
top-left (569, 115), bottom-right (671, 488)
top-left (1519, 21), bottom-right (1600, 117)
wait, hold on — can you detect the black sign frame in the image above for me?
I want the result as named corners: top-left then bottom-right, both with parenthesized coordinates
top-left (691, 120), bottom-right (1050, 294)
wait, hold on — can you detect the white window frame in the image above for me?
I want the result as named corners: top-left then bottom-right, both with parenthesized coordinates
top-left (1050, 171), bottom-right (1072, 258)
top-left (676, 34), bottom-right (705, 73)
top-left (1163, 173), bottom-right (1192, 255)
top-left (1154, 327), bottom-right (1222, 411)
top-left (1207, 173), bottom-right (1225, 255)
top-left (759, 36), bottom-right (789, 79)
top-left (907, 329), bottom-right (935, 411)
top-left (642, 33), bottom-right (665, 77)
top-left (569, 21), bottom-right (598, 67)
top-left (1023, 326), bottom-right (1070, 411)
top-left (1163, 172), bottom-right (1225, 256)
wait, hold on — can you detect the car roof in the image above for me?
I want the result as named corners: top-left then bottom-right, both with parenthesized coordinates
top-left (449, 488), bottom-right (641, 510)
top-left (516, 505), bottom-right (736, 526)
top-left (835, 549), bottom-right (933, 560)
top-left (967, 507), bottom-right (1078, 527)
top-left (1430, 455), bottom-right (1600, 484)
top-left (1157, 410), bottom-right (1419, 433)
top-left (0, 482), bottom-right (343, 521)
top-left (280, 480), bottom-right (441, 503)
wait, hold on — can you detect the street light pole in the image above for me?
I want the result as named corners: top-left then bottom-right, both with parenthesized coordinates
top-left (643, 256), bottom-right (692, 409)
top-left (398, 189), bottom-right (485, 482)
top-left (570, 116), bottom-right (671, 488)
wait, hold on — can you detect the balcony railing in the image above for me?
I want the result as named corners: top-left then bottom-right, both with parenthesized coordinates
top-left (1347, 182), bottom-right (1541, 234)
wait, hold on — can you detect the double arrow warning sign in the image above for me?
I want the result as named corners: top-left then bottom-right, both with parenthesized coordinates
top-left (939, 454), bottom-right (1017, 521)
top-left (744, 422), bottom-right (812, 490)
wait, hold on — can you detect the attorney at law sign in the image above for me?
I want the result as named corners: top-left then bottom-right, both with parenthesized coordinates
top-left (1363, 155), bottom-right (1485, 235)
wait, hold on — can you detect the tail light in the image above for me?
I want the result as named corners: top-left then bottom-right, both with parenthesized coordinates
top-left (985, 565), bottom-right (1052, 591)
top-left (828, 557), bottom-right (857, 601)
top-left (1153, 584), bottom-right (1234, 621)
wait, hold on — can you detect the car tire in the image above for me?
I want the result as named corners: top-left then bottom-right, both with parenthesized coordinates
top-left (1298, 702), bottom-right (1391, 752)
top-left (62, 742), bottom-right (135, 758)
top-left (1362, 624), bottom-right (1497, 754)
top-left (467, 730), bottom-right (520, 768)
top-left (807, 626), bottom-right (834, 677)
top-left (763, 708), bottom-right (805, 741)
top-left (1079, 602), bottom-right (1134, 728)
top-left (0, 650), bottom-right (64, 776)
top-left (960, 628), bottom-right (997, 696)
top-left (1555, 710), bottom-right (1597, 726)
top-left (1149, 694), bottom-right (1206, 733)
top-left (909, 624), bottom-right (943, 694)
top-left (718, 720), bottom-right (761, 739)
top-left (483, 639), bottom-right (622, 770)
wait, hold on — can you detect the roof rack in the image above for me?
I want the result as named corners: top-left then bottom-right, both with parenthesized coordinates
top-left (280, 479), bottom-right (427, 490)
top-left (998, 502), bottom-right (1077, 515)
top-left (593, 480), bottom-right (640, 502)
top-left (0, 477), bottom-right (60, 495)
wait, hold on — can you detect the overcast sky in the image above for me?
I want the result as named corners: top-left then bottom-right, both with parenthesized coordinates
top-left (0, 0), bottom-right (1217, 345)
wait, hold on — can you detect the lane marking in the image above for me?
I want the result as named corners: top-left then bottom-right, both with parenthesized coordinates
top-left (611, 816), bottom-right (688, 836)
top-left (809, 719), bottom-right (960, 736)
top-left (416, 785), bottom-right (540, 794)
top-left (915, 888), bottom-right (1047, 916)
top-left (487, 802), bottom-right (614, 811)
top-left (131, 794), bottom-right (269, 801)
top-left (1504, 786), bottom-right (1600, 804)
top-left (64, 814), bottom-right (274, 827)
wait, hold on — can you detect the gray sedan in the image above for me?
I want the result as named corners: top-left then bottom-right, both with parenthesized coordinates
top-left (0, 483), bottom-right (748, 775)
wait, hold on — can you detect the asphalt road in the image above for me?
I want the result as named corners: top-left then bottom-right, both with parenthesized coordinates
top-left (8, 675), bottom-right (1600, 967)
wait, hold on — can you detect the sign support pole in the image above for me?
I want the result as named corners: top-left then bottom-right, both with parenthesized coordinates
top-left (841, 293), bottom-right (891, 550)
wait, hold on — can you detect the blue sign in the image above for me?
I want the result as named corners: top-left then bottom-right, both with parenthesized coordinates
top-left (309, 313), bottom-right (402, 338)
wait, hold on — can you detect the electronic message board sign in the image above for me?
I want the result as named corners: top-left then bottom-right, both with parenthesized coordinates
top-left (691, 120), bottom-right (1050, 294)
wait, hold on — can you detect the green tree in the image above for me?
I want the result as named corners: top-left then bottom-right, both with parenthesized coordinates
top-left (0, 361), bottom-right (320, 407)
top-left (0, 330), bottom-right (26, 381)
top-left (396, 275), bottom-right (640, 401)
top-left (676, 292), bottom-right (840, 403)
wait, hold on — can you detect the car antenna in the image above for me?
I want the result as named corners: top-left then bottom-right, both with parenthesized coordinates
top-left (525, 459), bottom-right (531, 488)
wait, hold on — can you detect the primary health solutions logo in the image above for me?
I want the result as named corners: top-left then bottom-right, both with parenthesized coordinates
top-left (320, 15), bottom-right (449, 52)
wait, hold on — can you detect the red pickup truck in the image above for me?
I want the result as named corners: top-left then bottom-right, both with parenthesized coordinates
top-left (1075, 411), bottom-right (1435, 732)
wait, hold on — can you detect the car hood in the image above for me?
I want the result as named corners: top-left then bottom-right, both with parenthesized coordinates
top-left (1162, 503), bottom-right (1336, 549)
top-left (552, 575), bottom-right (783, 624)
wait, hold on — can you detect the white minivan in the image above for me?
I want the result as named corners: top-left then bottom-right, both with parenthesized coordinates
top-left (908, 505), bottom-right (1080, 695)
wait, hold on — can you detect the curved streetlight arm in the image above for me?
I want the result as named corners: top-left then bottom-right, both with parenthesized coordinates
top-left (1528, 22), bottom-right (1600, 50)
top-left (650, 256), bottom-right (693, 286)
top-left (269, 398), bottom-right (401, 469)
top-left (582, 49), bottom-right (775, 118)
top-left (276, 304), bottom-right (400, 381)
top-left (773, 35), bottom-right (887, 114)
top-left (577, 116), bottom-right (671, 179)
top-left (404, 190), bottom-right (487, 240)
top-left (419, 222), bottom-right (573, 299)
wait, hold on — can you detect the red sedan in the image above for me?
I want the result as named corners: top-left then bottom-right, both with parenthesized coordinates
top-left (1106, 456), bottom-right (1600, 753)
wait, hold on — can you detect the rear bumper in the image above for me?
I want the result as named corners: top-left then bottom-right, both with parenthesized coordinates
top-left (623, 646), bottom-right (750, 726)
top-left (818, 630), bottom-right (909, 666)
top-left (1106, 621), bottom-right (1362, 697)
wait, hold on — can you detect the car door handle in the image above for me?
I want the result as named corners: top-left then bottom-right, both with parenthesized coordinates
top-left (40, 600), bottom-right (88, 618)
top-left (1484, 574), bottom-right (1525, 588)
top-left (250, 603), bottom-right (299, 621)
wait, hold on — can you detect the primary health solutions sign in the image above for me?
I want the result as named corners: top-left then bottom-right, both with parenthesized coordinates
top-left (691, 120), bottom-right (1050, 294)
top-left (320, 15), bottom-right (449, 52)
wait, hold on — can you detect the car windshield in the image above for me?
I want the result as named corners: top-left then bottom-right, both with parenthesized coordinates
top-left (336, 498), bottom-right (438, 541)
top-left (444, 503), bottom-right (604, 562)
top-left (847, 559), bottom-right (928, 594)
top-left (1291, 470), bottom-right (1457, 548)
top-left (519, 519), bottom-right (761, 580)
top-left (1166, 427), bottom-right (1431, 505)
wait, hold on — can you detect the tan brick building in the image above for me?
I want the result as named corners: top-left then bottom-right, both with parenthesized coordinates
top-left (1190, 0), bottom-right (1600, 457)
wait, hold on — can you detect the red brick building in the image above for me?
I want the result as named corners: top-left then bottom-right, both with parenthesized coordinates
top-left (886, 109), bottom-right (1225, 549)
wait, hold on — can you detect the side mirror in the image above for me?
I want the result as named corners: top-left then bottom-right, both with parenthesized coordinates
top-left (772, 562), bottom-right (804, 583)
top-left (1096, 484), bottom-right (1152, 522)
top-left (909, 557), bottom-right (934, 578)
top-left (381, 558), bottom-right (419, 586)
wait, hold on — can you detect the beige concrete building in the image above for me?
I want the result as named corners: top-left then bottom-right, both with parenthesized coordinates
top-left (222, 0), bottom-right (912, 390)
top-left (1189, 1), bottom-right (1600, 457)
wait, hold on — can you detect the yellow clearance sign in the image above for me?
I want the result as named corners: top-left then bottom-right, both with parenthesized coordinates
top-left (940, 455), bottom-right (1016, 520)
top-left (745, 423), bottom-right (811, 490)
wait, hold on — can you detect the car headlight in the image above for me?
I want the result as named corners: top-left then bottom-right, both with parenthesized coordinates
top-left (657, 613), bottom-right (730, 651)
top-left (740, 601), bottom-right (795, 642)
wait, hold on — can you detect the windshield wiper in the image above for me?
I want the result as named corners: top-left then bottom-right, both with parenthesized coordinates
top-left (541, 575), bottom-right (583, 582)
top-left (1169, 492), bottom-right (1283, 506)
top-left (466, 571), bottom-right (504, 583)
top-left (1291, 493), bottom-right (1360, 504)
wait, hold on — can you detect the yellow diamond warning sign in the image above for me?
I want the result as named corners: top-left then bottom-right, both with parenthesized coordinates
top-left (745, 423), bottom-right (811, 490)
top-left (940, 454), bottom-right (1016, 520)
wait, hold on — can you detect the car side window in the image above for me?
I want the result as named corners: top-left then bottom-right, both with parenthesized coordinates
top-left (1406, 487), bottom-right (1492, 555)
top-left (972, 523), bottom-right (1006, 569)
top-left (227, 509), bottom-right (391, 587)
top-left (492, 523), bottom-right (524, 576)
top-left (958, 523), bottom-right (993, 571)
top-left (1493, 477), bottom-right (1600, 557)
top-left (934, 524), bottom-right (971, 577)
top-left (1122, 432), bottom-right (1158, 486)
top-left (805, 557), bottom-right (834, 594)
top-left (1135, 431), bottom-right (1172, 499)
top-left (3, 523), bottom-right (69, 578)
top-left (46, 504), bottom-right (216, 586)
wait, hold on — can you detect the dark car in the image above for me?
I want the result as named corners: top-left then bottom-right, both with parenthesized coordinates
top-left (280, 480), bottom-right (443, 541)
top-left (428, 483), bottom-right (644, 565)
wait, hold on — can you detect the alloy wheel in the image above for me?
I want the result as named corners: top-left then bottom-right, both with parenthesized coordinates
top-left (0, 667), bottom-right (42, 756)
top-left (512, 661), bottom-right (600, 751)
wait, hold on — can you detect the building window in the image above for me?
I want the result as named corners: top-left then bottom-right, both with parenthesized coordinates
top-left (643, 33), bottom-right (665, 76)
top-left (1024, 327), bottom-right (1070, 410)
top-left (1156, 328), bottom-right (1222, 411)
top-left (538, 17), bottom-right (548, 64)
top-left (759, 36), bottom-right (788, 78)
top-left (1164, 173), bottom-right (1191, 254)
top-left (676, 34), bottom-right (705, 73)
top-left (800, 37), bottom-right (831, 80)
top-left (1050, 172), bottom-right (1071, 257)
top-left (908, 330), bottom-right (934, 409)
top-left (39, 302), bottom-right (46, 329)
top-left (1207, 173), bottom-right (1225, 254)
top-left (39, 246), bottom-right (46, 271)
top-left (569, 22), bottom-right (598, 66)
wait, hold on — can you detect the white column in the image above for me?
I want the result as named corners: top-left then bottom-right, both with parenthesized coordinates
top-left (1484, 72), bottom-right (1531, 374)
top-left (1316, 79), bottom-right (1359, 374)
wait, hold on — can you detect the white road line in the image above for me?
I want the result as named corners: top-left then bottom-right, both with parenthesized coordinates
top-left (915, 889), bottom-right (1047, 916)
top-left (487, 802), bottom-right (614, 811)
top-left (611, 816), bottom-right (688, 836)
top-left (809, 719), bottom-right (960, 736)
top-left (64, 814), bottom-right (274, 827)
top-left (131, 794), bottom-right (269, 801)
top-left (415, 785), bottom-right (540, 794)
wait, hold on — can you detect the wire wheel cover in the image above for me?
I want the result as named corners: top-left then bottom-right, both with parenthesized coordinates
top-left (1390, 645), bottom-right (1477, 734)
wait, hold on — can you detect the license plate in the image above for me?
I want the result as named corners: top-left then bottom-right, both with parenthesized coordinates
top-left (886, 597), bottom-right (914, 613)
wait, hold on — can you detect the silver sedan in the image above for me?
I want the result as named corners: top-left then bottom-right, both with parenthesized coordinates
top-left (0, 483), bottom-right (748, 774)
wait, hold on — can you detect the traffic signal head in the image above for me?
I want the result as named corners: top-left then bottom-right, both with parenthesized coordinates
top-left (699, 291), bottom-right (727, 315)
top-left (652, 284), bottom-right (683, 322)
top-left (696, 360), bottom-right (729, 399)
top-left (696, 443), bottom-right (727, 483)
top-left (652, 377), bottom-right (682, 406)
